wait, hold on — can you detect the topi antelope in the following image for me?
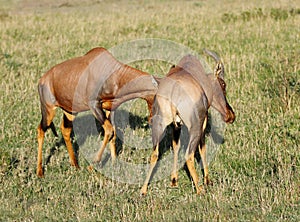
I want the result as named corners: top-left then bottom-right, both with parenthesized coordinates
top-left (141, 49), bottom-right (235, 195)
top-left (37, 47), bottom-right (159, 177)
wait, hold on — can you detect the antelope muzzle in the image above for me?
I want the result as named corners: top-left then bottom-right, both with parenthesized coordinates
top-left (225, 103), bottom-right (235, 124)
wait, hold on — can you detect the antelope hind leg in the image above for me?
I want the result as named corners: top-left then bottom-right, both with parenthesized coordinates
top-left (61, 112), bottom-right (79, 169)
top-left (37, 104), bottom-right (56, 177)
top-left (171, 125), bottom-right (181, 187)
top-left (141, 143), bottom-right (159, 196)
top-left (37, 124), bottom-right (45, 177)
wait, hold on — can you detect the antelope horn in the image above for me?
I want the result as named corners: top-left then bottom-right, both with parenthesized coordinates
top-left (203, 49), bottom-right (224, 79)
top-left (203, 49), bottom-right (220, 62)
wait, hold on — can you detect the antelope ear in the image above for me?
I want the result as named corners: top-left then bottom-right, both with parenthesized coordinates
top-left (214, 62), bottom-right (224, 79)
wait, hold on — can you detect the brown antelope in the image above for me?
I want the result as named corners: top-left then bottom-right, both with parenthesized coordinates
top-left (141, 49), bottom-right (235, 195)
top-left (37, 47), bottom-right (159, 177)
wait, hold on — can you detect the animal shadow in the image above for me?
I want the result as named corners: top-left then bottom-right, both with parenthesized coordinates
top-left (45, 109), bottom-right (150, 167)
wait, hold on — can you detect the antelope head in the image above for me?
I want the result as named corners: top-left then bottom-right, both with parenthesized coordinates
top-left (204, 49), bottom-right (235, 124)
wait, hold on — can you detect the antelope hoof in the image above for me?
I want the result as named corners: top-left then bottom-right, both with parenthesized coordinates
top-left (170, 177), bottom-right (178, 187)
top-left (73, 165), bottom-right (80, 170)
top-left (87, 165), bottom-right (94, 172)
top-left (111, 157), bottom-right (117, 166)
top-left (37, 168), bottom-right (44, 178)
top-left (196, 185), bottom-right (205, 195)
top-left (93, 156), bottom-right (101, 164)
top-left (110, 152), bottom-right (117, 163)
top-left (70, 160), bottom-right (80, 169)
top-left (204, 177), bottom-right (213, 186)
top-left (140, 185), bottom-right (148, 196)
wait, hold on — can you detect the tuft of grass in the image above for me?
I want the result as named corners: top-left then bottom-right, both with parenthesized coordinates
top-left (222, 7), bottom-right (300, 23)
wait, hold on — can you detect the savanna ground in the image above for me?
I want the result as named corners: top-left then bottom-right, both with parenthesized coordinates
top-left (0, 0), bottom-right (299, 221)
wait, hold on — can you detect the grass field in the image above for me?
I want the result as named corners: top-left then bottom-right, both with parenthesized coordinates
top-left (0, 0), bottom-right (299, 221)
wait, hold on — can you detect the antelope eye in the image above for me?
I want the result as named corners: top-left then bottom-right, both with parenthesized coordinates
top-left (218, 79), bottom-right (226, 89)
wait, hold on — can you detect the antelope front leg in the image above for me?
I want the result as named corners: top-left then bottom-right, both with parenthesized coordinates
top-left (94, 119), bottom-right (114, 163)
top-left (109, 125), bottom-right (117, 162)
top-left (89, 101), bottom-right (114, 163)
top-left (199, 115), bottom-right (212, 186)
top-left (199, 142), bottom-right (212, 186)
top-left (107, 111), bottom-right (117, 163)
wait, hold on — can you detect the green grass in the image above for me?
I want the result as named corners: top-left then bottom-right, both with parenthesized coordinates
top-left (0, 0), bottom-right (299, 221)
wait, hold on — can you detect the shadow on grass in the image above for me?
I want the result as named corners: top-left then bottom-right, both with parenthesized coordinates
top-left (44, 109), bottom-right (150, 167)
top-left (147, 111), bottom-right (225, 185)
top-left (43, 109), bottom-right (225, 184)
